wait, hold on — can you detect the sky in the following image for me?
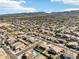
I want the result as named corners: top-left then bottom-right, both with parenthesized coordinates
top-left (0, 0), bottom-right (79, 14)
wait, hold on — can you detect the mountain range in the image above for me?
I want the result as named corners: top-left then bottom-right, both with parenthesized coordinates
top-left (1, 10), bottom-right (79, 17)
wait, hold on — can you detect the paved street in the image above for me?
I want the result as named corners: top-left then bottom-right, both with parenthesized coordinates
top-left (2, 45), bottom-right (18, 59)
top-left (16, 40), bottom-right (41, 56)
top-left (0, 35), bottom-right (18, 59)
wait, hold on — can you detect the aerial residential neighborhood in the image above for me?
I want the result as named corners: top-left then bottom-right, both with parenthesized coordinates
top-left (1, 0), bottom-right (79, 59)
top-left (0, 14), bottom-right (79, 59)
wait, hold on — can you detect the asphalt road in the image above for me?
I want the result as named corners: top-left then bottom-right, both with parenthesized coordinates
top-left (2, 45), bottom-right (18, 59)
top-left (16, 40), bottom-right (41, 56)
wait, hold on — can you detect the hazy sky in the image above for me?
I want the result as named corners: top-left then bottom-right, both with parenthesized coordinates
top-left (0, 0), bottom-right (79, 14)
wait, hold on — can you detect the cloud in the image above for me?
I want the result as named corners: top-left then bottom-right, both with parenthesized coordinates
top-left (0, 0), bottom-right (36, 14)
top-left (50, 0), bottom-right (79, 5)
top-left (0, 0), bottom-right (24, 8)
top-left (63, 8), bottom-right (79, 11)
top-left (63, 0), bottom-right (79, 5)
top-left (50, 0), bottom-right (62, 2)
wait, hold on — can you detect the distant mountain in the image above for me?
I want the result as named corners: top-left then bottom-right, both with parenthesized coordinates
top-left (1, 10), bottom-right (79, 17)
top-left (0, 12), bottom-right (48, 17)
top-left (51, 10), bottom-right (79, 16)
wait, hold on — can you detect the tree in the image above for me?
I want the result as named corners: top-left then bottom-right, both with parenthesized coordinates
top-left (47, 55), bottom-right (53, 59)
top-left (5, 40), bottom-right (9, 46)
top-left (60, 54), bottom-right (65, 59)
top-left (76, 53), bottom-right (79, 59)
top-left (21, 54), bottom-right (27, 59)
